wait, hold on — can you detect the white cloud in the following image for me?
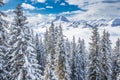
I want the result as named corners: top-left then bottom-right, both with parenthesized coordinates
top-left (60, 3), bottom-right (66, 6)
top-left (3, 0), bottom-right (9, 3)
top-left (65, 0), bottom-right (102, 7)
top-left (36, 7), bottom-right (45, 10)
top-left (82, 2), bottom-right (120, 19)
top-left (46, 6), bottom-right (53, 9)
top-left (66, 0), bottom-right (83, 7)
top-left (37, 0), bottom-right (46, 3)
top-left (28, 14), bottom-right (45, 23)
top-left (63, 0), bottom-right (120, 20)
top-left (21, 3), bottom-right (35, 10)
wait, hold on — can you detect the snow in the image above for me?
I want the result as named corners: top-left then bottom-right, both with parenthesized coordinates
top-left (53, 15), bottom-right (70, 22)
top-left (18, 69), bottom-right (22, 80)
top-left (33, 20), bottom-right (120, 49)
top-left (3, 11), bottom-right (120, 48)
top-left (0, 4), bottom-right (120, 80)
top-left (111, 18), bottom-right (120, 27)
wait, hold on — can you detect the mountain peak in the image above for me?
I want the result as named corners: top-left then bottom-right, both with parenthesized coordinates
top-left (53, 15), bottom-right (70, 22)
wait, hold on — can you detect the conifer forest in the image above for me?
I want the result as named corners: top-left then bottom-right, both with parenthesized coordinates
top-left (0, 0), bottom-right (120, 80)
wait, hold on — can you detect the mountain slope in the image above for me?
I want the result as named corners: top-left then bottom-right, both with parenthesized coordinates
top-left (111, 18), bottom-right (120, 27)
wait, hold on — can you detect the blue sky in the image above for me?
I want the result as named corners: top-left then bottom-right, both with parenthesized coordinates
top-left (0, 0), bottom-right (120, 20)
top-left (0, 0), bottom-right (86, 14)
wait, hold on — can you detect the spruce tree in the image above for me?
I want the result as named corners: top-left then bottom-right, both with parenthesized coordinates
top-left (70, 36), bottom-right (77, 80)
top-left (64, 38), bottom-right (71, 80)
top-left (112, 38), bottom-right (120, 80)
top-left (100, 30), bottom-right (112, 80)
top-left (35, 33), bottom-right (46, 76)
top-left (88, 27), bottom-right (101, 80)
top-left (8, 4), bottom-right (42, 80)
top-left (74, 38), bottom-right (86, 80)
top-left (0, 1), bottom-right (9, 79)
top-left (55, 25), bottom-right (70, 80)
top-left (44, 22), bottom-right (57, 80)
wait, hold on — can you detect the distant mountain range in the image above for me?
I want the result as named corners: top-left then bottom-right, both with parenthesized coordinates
top-left (51, 15), bottom-right (120, 28)
top-left (49, 15), bottom-right (120, 27)
top-left (4, 10), bottom-right (120, 28)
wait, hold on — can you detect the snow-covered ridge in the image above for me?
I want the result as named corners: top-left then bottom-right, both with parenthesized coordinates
top-left (111, 18), bottom-right (120, 27)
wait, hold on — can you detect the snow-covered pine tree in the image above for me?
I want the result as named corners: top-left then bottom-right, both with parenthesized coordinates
top-left (55, 25), bottom-right (70, 80)
top-left (64, 38), bottom-right (71, 60)
top-left (35, 33), bottom-right (46, 76)
top-left (87, 27), bottom-right (101, 80)
top-left (64, 38), bottom-right (71, 80)
top-left (74, 38), bottom-right (86, 80)
top-left (8, 4), bottom-right (42, 80)
top-left (44, 22), bottom-right (57, 80)
top-left (112, 38), bottom-right (120, 80)
top-left (100, 30), bottom-right (112, 80)
top-left (70, 36), bottom-right (77, 80)
top-left (74, 38), bottom-right (81, 80)
top-left (0, 1), bottom-right (9, 80)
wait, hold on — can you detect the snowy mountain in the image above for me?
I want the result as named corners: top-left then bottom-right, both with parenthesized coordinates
top-left (30, 15), bottom-right (106, 29)
top-left (53, 15), bottom-right (70, 22)
top-left (52, 16), bottom-right (110, 28)
top-left (32, 15), bottom-right (120, 29)
top-left (30, 15), bottom-right (120, 48)
top-left (111, 18), bottom-right (120, 27)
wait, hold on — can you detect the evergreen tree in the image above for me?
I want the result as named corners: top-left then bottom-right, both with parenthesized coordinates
top-left (44, 22), bottom-right (57, 80)
top-left (0, 1), bottom-right (9, 80)
top-left (88, 27), bottom-right (101, 80)
top-left (35, 33), bottom-right (46, 76)
top-left (74, 38), bottom-right (86, 80)
top-left (64, 38), bottom-right (71, 80)
top-left (8, 4), bottom-right (42, 80)
top-left (112, 38), bottom-right (120, 80)
top-left (55, 25), bottom-right (70, 80)
top-left (100, 30), bottom-right (112, 80)
top-left (70, 36), bottom-right (77, 80)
